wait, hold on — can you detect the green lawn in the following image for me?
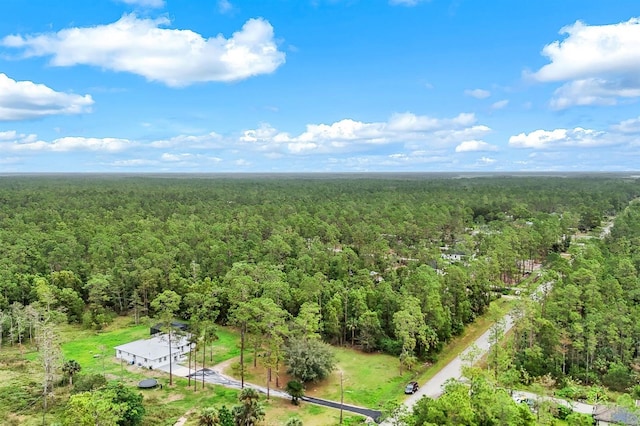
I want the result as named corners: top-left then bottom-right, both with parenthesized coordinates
top-left (3, 317), bottom-right (246, 426)
top-left (4, 297), bottom-right (516, 425)
top-left (60, 318), bottom-right (149, 375)
top-left (306, 347), bottom-right (412, 409)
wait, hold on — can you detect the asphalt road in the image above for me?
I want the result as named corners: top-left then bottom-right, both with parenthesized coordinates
top-left (404, 313), bottom-right (516, 405)
top-left (380, 279), bottom-right (549, 425)
top-left (177, 367), bottom-right (382, 421)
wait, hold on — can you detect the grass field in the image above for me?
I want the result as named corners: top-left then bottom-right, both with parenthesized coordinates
top-left (222, 295), bottom-right (516, 419)
top-left (2, 293), bottom-right (515, 425)
top-left (1, 317), bottom-right (244, 426)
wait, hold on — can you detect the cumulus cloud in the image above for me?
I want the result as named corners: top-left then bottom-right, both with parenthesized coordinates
top-left (611, 116), bottom-right (640, 134)
top-left (455, 140), bottom-right (498, 152)
top-left (0, 73), bottom-right (93, 121)
top-left (237, 112), bottom-right (490, 155)
top-left (508, 127), bottom-right (608, 149)
top-left (464, 88), bottom-right (491, 99)
top-left (549, 78), bottom-right (640, 109)
top-left (2, 14), bottom-right (286, 87)
top-left (1, 134), bottom-right (132, 152)
top-left (531, 18), bottom-right (640, 108)
top-left (115, 0), bottom-right (164, 8)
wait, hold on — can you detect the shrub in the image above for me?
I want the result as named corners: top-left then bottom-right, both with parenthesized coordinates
top-left (379, 337), bottom-right (402, 356)
top-left (73, 374), bottom-right (107, 393)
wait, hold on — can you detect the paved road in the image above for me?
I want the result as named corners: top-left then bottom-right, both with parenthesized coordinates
top-left (301, 396), bottom-right (381, 422)
top-left (381, 279), bottom-right (549, 425)
top-left (157, 365), bottom-right (382, 421)
top-left (403, 313), bottom-right (516, 406)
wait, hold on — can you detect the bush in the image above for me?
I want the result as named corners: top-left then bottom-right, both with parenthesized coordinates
top-left (631, 384), bottom-right (640, 399)
top-left (602, 363), bottom-right (633, 392)
top-left (73, 374), bottom-right (107, 393)
top-left (379, 337), bottom-right (402, 356)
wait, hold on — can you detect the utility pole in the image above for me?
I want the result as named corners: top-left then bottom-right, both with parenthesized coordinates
top-left (340, 371), bottom-right (344, 424)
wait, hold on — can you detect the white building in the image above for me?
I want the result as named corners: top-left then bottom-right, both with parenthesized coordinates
top-left (114, 333), bottom-right (193, 369)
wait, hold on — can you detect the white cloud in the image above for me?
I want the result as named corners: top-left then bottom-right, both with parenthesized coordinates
top-left (532, 18), bottom-right (640, 108)
top-left (508, 127), bottom-right (608, 149)
top-left (149, 132), bottom-right (223, 148)
top-left (237, 112), bottom-right (489, 155)
top-left (455, 140), bottom-right (498, 152)
top-left (218, 0), bottom-right (233, 14)
top-left (0, 73), bottom-right (93, 121)
top-left (611, 116), bottom-right (640, 134)
top-left (2, 135), bottom-right (132, 152)
top-left (491, 99), bottom-right (509, 110)
top-left (3, 14), bottom-right (286, 87)
top-left (388, 112), bottom-right (475, 131)
top-left (464, 88), bottom-right (491, 99)
top-left (549, 78), bottom-right (640, 109)
top-left (161, 152), bottom-right (222, 164)
top-left (115, 0), bottom-right (165, 8)
top-left (478, 156), bottom-right (496, 165)
top-left (0, 130), bottom-right (20, 140)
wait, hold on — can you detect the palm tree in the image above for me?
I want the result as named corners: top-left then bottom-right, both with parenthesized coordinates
top-left (198, 407), bottom-right (220, 426)
top-left (232, 388), bottom-right (264, 426)
top-left (62, 360), bottom-right (81, 386)
top-left (285, 380), bottom-right (304, 405)
top-left (285, 417), bottom-right (303, 426)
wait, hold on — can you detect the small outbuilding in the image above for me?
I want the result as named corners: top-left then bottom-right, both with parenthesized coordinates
top-left (150, 321), bottom-right (189, 336)
top-left (115, 333), bottom-right (193, 369)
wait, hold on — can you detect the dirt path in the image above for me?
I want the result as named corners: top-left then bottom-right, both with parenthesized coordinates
top-left (173, 408), bottom-right (194, 426)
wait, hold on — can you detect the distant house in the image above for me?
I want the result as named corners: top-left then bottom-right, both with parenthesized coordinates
top-left (150, 321), bottom-right (189, 336)
top-left (593, 405), bottom-right (639, 426)
top-left (114, 333), bottom-right (193, 369)
top-left (440, 252), bottom-right (465, 262)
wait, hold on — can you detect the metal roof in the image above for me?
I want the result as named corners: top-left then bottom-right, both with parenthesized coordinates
top-left (115, 333), bottom-right (192, 361)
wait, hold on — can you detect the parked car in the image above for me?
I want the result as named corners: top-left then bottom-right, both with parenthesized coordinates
top-left (404, 381), bottom-right (419, 394)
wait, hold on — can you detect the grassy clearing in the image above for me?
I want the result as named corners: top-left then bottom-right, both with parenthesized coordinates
top-left (1, 317), bottom-right (245, 426)
top-left (3, 295), bottom-right (514, 425)
top-left (223, 296), bottom-right (516, 419)
top-left (305, 348), bottom-right (412, 409)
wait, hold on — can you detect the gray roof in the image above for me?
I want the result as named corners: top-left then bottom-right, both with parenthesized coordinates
top-left (115, 333), bottom-right (192, 361)
top-left (594, 405), bottom-right (639, 425)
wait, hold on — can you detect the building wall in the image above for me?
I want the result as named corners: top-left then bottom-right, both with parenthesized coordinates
top-left (115, 342), bottom-right (193, 369)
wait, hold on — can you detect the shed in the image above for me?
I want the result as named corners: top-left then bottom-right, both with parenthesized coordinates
top-left (150, 321), bottom-right (189, 336)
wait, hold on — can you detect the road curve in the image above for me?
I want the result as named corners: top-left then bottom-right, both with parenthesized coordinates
top-left (178, 367), bottom-right (383, 421)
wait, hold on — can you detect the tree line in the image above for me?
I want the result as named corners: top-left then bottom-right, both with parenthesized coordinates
top-left (0, 175), bottom-right (637, 370)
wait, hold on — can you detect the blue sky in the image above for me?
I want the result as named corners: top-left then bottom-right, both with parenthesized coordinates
top-left (1, 0), bottom-right (640, 172)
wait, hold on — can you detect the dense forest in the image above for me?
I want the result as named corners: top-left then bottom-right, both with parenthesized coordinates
top-left (0, 176), bottom-right (637, 352)
top-left (1, 174), bottom-right (640, 424)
